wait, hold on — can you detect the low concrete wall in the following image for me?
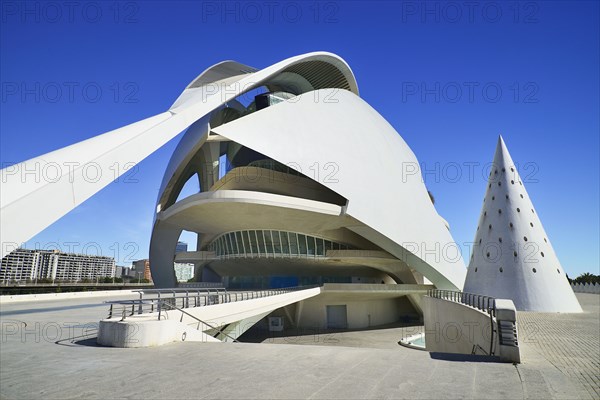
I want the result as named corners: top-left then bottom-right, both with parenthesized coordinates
top-left (0, 290), bottom-right (136, 304)
top-left (424, 296), bottom-right (494, 356)
top-left (571, 283), bottom-right (600, 294)
top-left (423, 296), bottom-right (520, 363)
top-left (298, 295), bottom-right (417, 329)
top-left (97, 315), bottom-right (218, 347)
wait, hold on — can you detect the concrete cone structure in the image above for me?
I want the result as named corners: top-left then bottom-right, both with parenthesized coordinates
top-left (463, 136), bottom-right (582, 312)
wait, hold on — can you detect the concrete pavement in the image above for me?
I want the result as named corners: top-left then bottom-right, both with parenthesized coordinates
top-left (0, 292), bottom-right (597, 399)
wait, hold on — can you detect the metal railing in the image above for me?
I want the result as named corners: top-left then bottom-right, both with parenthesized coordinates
top-left (158, 299), bottom-right (239, 343)
top-left (427, 289), bottom-right (496, 317)
top-left (105, 285), bottom-right (319, 320)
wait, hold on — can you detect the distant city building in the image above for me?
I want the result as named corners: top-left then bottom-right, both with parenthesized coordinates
top-left (175, 241), bottom-right (188, 253)
top-left (114, 266), bottom-right (125, 278)
top-left (0, 248), bottom-right (115, 283)
top-left (174, 263), bottom-right (194, 282)
top-left (132, 259), bottom-right (152, 282)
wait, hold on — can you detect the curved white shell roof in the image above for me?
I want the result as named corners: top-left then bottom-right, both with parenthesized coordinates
top-left (0, 52), bottom-right (356, 258)
top-left (150, 54), bottom-right (466, 289)
top-left (0, 51), bottom-right (467, 293)
top-left (209, 89), bottom-right (466, 289)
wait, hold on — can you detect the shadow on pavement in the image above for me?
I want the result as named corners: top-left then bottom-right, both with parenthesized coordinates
top-left (429, 352), bottom-right (504, 363)
top-left (239, 321), bottom-right (422, 343)
top-left (55, 334), bottom-right (102, 348)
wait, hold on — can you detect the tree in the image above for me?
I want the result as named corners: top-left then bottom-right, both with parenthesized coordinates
top-left (573, 273), bottom-right (600, 285)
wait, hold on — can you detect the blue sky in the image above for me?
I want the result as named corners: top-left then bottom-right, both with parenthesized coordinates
top-left (1, 1), bottom-right (598, 278)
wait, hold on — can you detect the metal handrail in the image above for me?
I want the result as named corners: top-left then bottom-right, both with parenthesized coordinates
top-left (427, 289), bottom-right (496, 317)
top-left (106, 285), bottom-right (319, 319)
top-left (157, 299), bottom-right (239, 343)
top-left (104, 285), bottom-right (320, 343)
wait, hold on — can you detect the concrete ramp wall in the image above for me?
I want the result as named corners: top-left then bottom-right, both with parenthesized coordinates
top-left (423, 296), bottom-right (520, 363)
top-left (98, 287), bottom-right (321, 347)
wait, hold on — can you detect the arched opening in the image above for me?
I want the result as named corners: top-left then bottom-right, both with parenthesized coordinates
top-left (173, 230), bottom-right (198, 283)
top-left (174, 173), bottom-right (200, 204)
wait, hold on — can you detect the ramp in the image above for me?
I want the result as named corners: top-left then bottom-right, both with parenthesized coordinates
top-left (98, 286), bottom-right (321, 347)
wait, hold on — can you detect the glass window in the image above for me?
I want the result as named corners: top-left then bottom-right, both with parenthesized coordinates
top-left (250, 231), bottom-right (258, 253)
top-left (228, 233), bottom-right (237, 254)
top-left (316, 238), bottom-right (325, 256)
top-left (241, 231), bottom-right (250, 256)
top-left (227, 235), bottom-right (233, 255)
top-left (219, 236), bottom-right (225, 255)
top-left (280, 232), bottom-right (290, 255)
top-left (307, 236), bottom-right (316, 256)
top-left (209, 231), bottom-right (355, 258)
top-left (298, 234), bottom-right (307, 255)
top-left (224, 234), bottom-right (230, 255)
top-left (221, 235), bottom-right (226, 254)
top-left (248, 231), bottom-right (258, 254)
top-left (264, 231), bottom-right (274, 255)
top-left (225, 235), bottom-right (232, 255)
top-left (272, 231), bottom-right (281, 254)
top-left (246, 231), bottom-right (253, 254)
top-left (289, 233), bottom-right (299, 255)
top-left (235, 231), bottom-right (245, 254)
top-left (220, 235), bottom-right (227, 255)
top-left (256, 230), bottom-right (266, 255)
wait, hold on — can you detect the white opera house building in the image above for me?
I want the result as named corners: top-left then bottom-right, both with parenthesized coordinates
top-left (147, 53), bottom-right (467, 330)
top-left (1, 51), bottom-right (579, 340)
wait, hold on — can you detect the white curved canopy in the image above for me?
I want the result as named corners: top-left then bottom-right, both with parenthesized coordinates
top-left (1, 51), bottom-right (466, 292)
top-left (0, 52), bottom-right (355, 258)
top-left (210, 89), bottom-right (466, 289)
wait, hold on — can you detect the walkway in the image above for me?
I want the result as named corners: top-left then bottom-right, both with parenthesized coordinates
top-left (517, 293), bottom-right (599, 399)
top-left (0, 292), bottom-right (597, 399)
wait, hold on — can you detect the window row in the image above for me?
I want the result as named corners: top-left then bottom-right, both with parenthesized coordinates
top-left (208, 230), bottom-right (355, 258)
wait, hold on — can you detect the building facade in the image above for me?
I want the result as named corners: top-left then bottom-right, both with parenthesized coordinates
top-left (147, 53), bottom-right (468, 329)
top-left (0, 248), bottom-right (115, 283)
top-left (132, 259), bottom-right (152, 282)
top-left (174, 262), bottom-right (194, 282)
top-left (0, 52), bottom-right (580, 328)
top-left (175, 241), bottom-right (188, 253)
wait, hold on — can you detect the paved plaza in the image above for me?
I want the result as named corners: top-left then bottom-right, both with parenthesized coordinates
top-left (0, 292), bottom-right (598, 399)
top-left (517, 295), bottom-right (600, 399)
